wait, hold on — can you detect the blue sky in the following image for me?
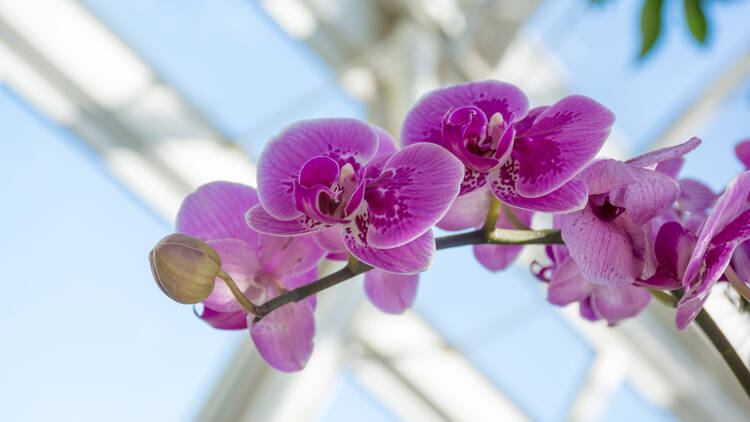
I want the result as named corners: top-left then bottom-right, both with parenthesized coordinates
top-left (2, 0), bottom-right (749, 421)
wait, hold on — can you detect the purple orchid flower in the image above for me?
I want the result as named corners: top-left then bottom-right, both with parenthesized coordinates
top-left (560, 138), bottom-right (701, 287)
top-left (676, 170), bottom-right (750, 329)
top-left (537, 244), bottom-right (652, 325)
top-left (401, 80), bottom-right (615, 213)
top-left (176, 181), bottom-right (326, 372)
top-left (246, 119), bottom-right (464, 274)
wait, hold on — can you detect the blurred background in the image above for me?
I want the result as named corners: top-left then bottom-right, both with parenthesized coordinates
top-left (2, 0), bottom-right (750, 421)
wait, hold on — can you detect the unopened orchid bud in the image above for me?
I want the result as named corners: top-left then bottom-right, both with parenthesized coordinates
top-left (149, 233), bottom-right (221, 304)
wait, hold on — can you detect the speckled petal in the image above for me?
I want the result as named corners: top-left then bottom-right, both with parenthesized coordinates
top-left (514, 96), bottom-right (614, 197)
top-left (365, 143), bottom-right (463, 249)
top-left (490, 158), bottom-right (588, 213)
top-left (246, 203), bottom-right (331, 236)
top-left (257, 119), bottom-right (379, 219)
top-left (342, 219), bottom-right (435, 274)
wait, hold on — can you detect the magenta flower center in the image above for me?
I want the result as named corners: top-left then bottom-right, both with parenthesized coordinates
top-left (293, 155), bottom-right (365, 224)
top-left (442, 106), bottom-right (514, 172)
top-left (590, 194), bottom-right (625, 222)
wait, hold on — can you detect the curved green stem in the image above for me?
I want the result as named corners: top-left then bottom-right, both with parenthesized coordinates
top-left (218, 270), bottom-right (260, 316)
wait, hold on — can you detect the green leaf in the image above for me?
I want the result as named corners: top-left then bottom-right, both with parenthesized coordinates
top-left (684, 0), bottom-right (708, 43)
top-left (640, 0), bottom-right (664, 58)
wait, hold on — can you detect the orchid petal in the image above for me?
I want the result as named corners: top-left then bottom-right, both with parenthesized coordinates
top-left (591, 285), bottom-right (651, 325)
top-left (677, 242), bottom-right (736, 329)
top-left (635, 269), bottom-right (682, 290)
top-left (490, 158), bottom-right (588, 213)
top-left (576, 159), bottom-right (635, 195)
top-left (655, 157), bottom-right (684, 179)
top-left (257, 119), bottom-right (379, 219)
top-left (364, 270), bottom-right (419, 314)
top-left (735, 140), bottom-right (750, 169)
top-left (472, 206), bottom-right (533, 271)
top-left (561, 207), bottom-right (646, 286)
top-left (731, 241), bottom-right (750, 285)
top-left (204, 239), bottom-right (263, 312)
top-left (259, 234), bottom-right (325, 277)
top-left (512, 106), bottom-right (548, 135)
top-left (437, 188), bottom-right (491, 231)
top-left (683, 171), bottom-right (750, 286)
top-left (342, 221), bottom-right (434, 274)
top-left (626, 137), bottom-right (701, 169)
top-left (609, 168), bottom-right (680, 226)
top-left (177, 182), bottom-right (261, 246)
top-left (653, 221), bottom-right (695, 279)
top-left (547, 257), bottom-right (596, 305)
top-left (250, 301), bottom-right (315, 372)
top-left (712, 208), bottom-right (750, 246)
top-left (677, 179), bottom-right (715, 212)
top-left (401, 80), bottom-right (529, 147)
top-left (246, 204), bottom-right (331, 236)
top-left (195, 305), bottom-right (247, 330)
top-left (514, 95), bottom-right (614, 197)
top-left (365, 143), bottom-right (464, 248)
top-left (312, 227), bottom-right (347, 254)
top-left (280, 267), bottom-right (319, 309)
top-left (579, 297), bottom-right (600, 322)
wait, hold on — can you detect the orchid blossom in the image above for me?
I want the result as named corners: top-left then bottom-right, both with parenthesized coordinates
top-left (176, 182), bottom-right (325, 371)
top-left (560, 138), bottom-right (701, 287)
top-left (246, 119), bottom-right (464, 274)
top-left (401, 80), bottom-right (615, 213)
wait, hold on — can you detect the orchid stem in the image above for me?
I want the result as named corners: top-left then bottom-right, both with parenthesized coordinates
top-left (724, 266), bottom-right (750, 304)
top-left (655, 289), bottom-right (750, 398)
top-left (253, 228), bottom-right (563, 321)
top-left (218, 270), bottom-right (260, 316)
top-left (694, 308), bottom-right (750, 397)
top-left (482, 197), bottom-right (502, 235)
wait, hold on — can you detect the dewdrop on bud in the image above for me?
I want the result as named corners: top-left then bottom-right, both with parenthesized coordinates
top-left (149, 233), bottom-right (221, 304)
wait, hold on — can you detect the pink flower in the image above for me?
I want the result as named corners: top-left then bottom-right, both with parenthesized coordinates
top-left (560, 138), bottom-right (700, 287)
top-left (401, 80), bottom-right (615, 213)
top-left (538, 244), bottom-right (652, 325)
top-left (247, 119), bottom-right (464, 274)
top-left (177, 182), bottom-right (325, 372)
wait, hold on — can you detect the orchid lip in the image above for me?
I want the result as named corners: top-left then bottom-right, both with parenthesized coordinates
top-left (293, 156), bottom-right (365, 224)
top-left (442, 106), bottom-right (512, 173)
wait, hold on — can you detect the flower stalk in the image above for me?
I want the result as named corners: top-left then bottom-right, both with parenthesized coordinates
top-left (253, 227), bottom-right (564, 321)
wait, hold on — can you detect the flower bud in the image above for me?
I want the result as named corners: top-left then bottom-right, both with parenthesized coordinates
top-left (149, 233), bottom-right (221, 304)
